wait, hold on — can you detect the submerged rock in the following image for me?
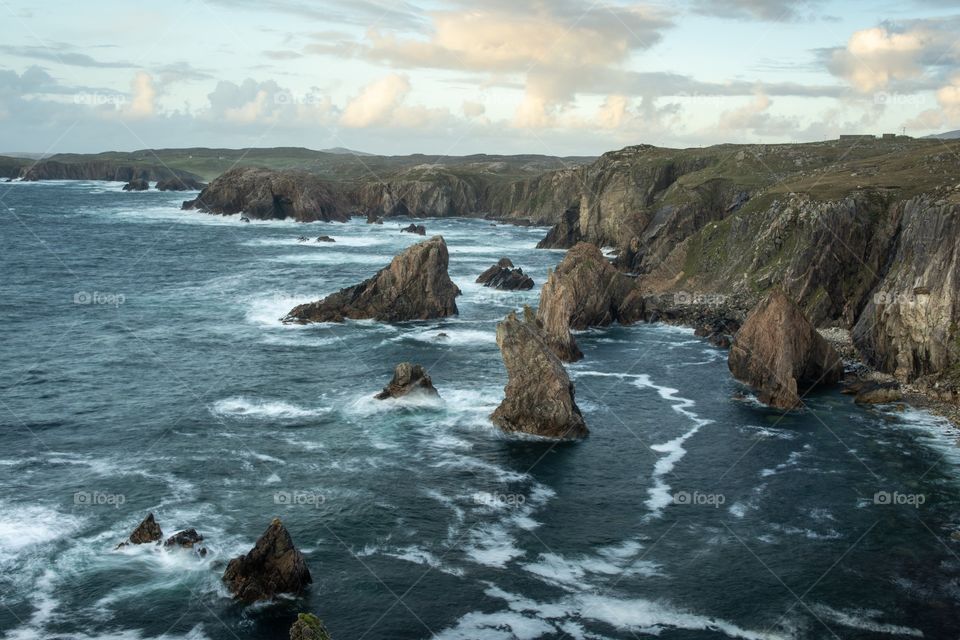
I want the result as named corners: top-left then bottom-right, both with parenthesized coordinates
top-left (476, 258), bottom-right (535, 290)
top-left (290, 613), bottom-right (332, 640)
top-left (536, 242), bottom-right (643, 362)
top-left (316, 235), bottom-right (336, 243)
top-left (122, 178), bottom-right (149, 192)
top-left (156, 177), bottom-right (206, 191)
top-left (728, 289), bottom-right (844, 410)
top-left (127, 513), bottom-right (163, 545)
top-left (223, 518), bottom-right (312, 603)
top-left (375, 363), bottom-right (439, 400)
top-left (284, 236), bottom-right (460, 324)
top-left (490, 307), bottom-right (588, 439)
top-left (401, 223), bottom-right (426, 236)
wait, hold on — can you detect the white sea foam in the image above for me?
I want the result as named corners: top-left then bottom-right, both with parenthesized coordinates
top-left (0, 504), bottom-right (83, 563)
top-left (808, 604), bottom-right (924, 637)
top-left (465, 523), bottom-right (526, 568)
top-left (211, 397), bottom-right (331, 419)
top-left (395, 327), bottom-right (497, 346)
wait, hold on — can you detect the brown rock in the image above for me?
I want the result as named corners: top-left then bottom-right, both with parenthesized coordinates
top-left (122, 178), bottom-right (149, 192)
top-left (128, 513), bottom-right (163, 545)
top-left (375, 363), bottom-right (439, 400)
top-left (401, 223), bottom-right (426, 236)
top-left (223, 518), bottom-right (312, 603)
top-left (728, 289), bottom-right (844, 410)
top-left (164, 529), bottom-right (207, 556)
top-left (536, 242), bottom-right (642, 362)
top-left (283, 236), bottom-right (460, 324)
top-left (490, 307), bottom-right (588, 439)
top-left (315, 236), bottom-right (336, 243)
top-left (476, 258), bottom-right (535, 291)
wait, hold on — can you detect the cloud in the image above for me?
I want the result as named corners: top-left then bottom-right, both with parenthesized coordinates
top-left (691, 0), bottom-right (825, 22)
top-left (125, 72), bottom-right (156, 118)
top-left (906, 74), bottom-right (960, 130)
top-left (205, 0), bottom-right (425, 31)
top-left (206, 78), bottom-right (338, 126)
top-left (0, 44), bottom-right (134, 68)
top-left (715, 91), bottom-right (796, 135)
top-left (340, 74), bottom-right (410, 127)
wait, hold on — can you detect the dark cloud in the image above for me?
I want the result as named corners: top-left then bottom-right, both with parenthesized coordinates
top-left (691, 0), bottom-right (827, 22)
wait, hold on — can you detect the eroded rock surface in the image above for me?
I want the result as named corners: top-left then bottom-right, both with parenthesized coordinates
top-left (127, 513), bottom-right (163, 545)
top-left (223, 518), bottom-right (312, 603)
top-left (728, 289), bottom-right (844, 409)
top-left (290, 613), bottom-right (332, 640)
top-left (490, 307), bottom-right (588, 439)
top-left (476, 258), bottom-right (535, 290)
top-left (123, 178), bottom-right (149, 191)
top-left (284, 236), bottom-right (460, 324)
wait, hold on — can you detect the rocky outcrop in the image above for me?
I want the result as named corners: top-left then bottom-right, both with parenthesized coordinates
top-left (375, 363), bottom-right (439, 400)
top-left (156, 177), bottom-right (206, 191)
top-left (536, 243), bottom-right (644, 361)
top-left (164, 529), bottom-right (207, 556)
top-left (127, 513), bottom-right (163, 545)
top-left (183, 167), bottom-right (349, 222)
top-left (284, 236), bottom-right (460, 324)
top-left (401, 223), bottom-right (426, 236)
top-left (290, 613), bottom-right (332, 640)
top-left (536, 207), bottom-right (582, 249)
top-left (223, 518), bottom-right (312, 603)
top-left (316, 235), bottom-right (335, 243)
top-left (18, 160), bottom-right (202, 183)
top-left (728, 290), bottom-right (844, 409)
top-left (491, 307), bottom-right (588, 439)
top-left (476, 258), bottom-right (534, 290)
top-left (123, 179), bottom-right (149, 191)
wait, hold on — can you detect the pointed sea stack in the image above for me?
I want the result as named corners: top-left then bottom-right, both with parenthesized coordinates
top-left (375, 363), bottom-right (440, 400)
top-left (223, 518), bottom-right (312, 603)
top-left (127, 513), bottom-right (163, 545)
top-left (491, 307), bottom-right (588, 439)
top-left (536, 242), bottom-right (643, 361)
top-left (283, 236), bottom-right (460, 324)
top-left (728, 289), bottom-right (844, 410)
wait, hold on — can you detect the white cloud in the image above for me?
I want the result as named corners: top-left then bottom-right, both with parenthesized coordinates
top-left (125, 72), bottom-right (156, 118)
top-left (340, 73), bottom-right (410, 128)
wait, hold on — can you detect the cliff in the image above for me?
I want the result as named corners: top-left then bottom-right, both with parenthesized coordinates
top-left (18, 159), bottom-right (202, 183)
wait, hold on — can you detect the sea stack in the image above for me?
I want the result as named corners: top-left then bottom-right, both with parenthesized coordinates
top-left (490, 307), bottom-right (588, 439)
top-left (290, 613), bottom-right (332, 640)
top-left (222, 518), bottom-right (312, 603)
top-left (284, 236), bottom-right (460, 324)
top-left (536, 242), bottom-right (644, 361)
top-left (728, 289), bottom-right (844, 410)
top-left (476, 258), bottom-right (535, 290)
top-left (375, 363), bottom-right (440, 400)
top-left (127, 513), bottom-right (163, 545)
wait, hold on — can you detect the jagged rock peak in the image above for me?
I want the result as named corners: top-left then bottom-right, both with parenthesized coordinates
top-left (375, 363), bottom-right (440, 400)
top-left (222, 518), bottom-right (312, 603)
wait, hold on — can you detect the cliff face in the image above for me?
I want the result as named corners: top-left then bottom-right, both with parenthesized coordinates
top-left (19, 160), bottom-right (201, 183)
top-left (183, 167), bottom-right (349, 222)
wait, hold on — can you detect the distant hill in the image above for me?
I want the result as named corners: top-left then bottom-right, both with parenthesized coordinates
top-left (320, 147), bottom-right (374, 156)
top-left (925, 129), bottom-right (960, 139)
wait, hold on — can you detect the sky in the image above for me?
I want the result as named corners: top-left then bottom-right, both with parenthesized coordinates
top-left (1, 0), bottom-right (959, 156)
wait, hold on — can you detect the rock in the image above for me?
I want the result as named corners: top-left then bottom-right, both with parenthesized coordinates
top-left (401, 223), bottom-right (426, 236)
top-left (122, 178), bottom-right (149, 191)
top-left (18, 160), bottom-right (201, 183)
top-left (490, 307), bottom-right (588, 439)
top-left (476, 258), bottom-right (535, 290)
top-left (164, 529), bottom-right (207, 556)
top-left (847, 381), bottom-right (904, 404)
top-left (297, 236), bottom-right (309, 242)
top-left (536, 243), bottom-right (643, 362)
top-left (223, 518), bottom-right (312, 603)
top-left (536, 207), bottom-right (582, 249)
top-left (436, 332), bottom-right (449, 340)
top-left (316, 236), bottom-right (335, 243)
top-left (240, 216), bottom-right (251, 223)
top-left (284, 236), bottom-right (460, 324)
top-left (290, 613), bottom-right (332, 640)
top-left (728, 289), bottom-right (844, 410)
top-left (156, 177), bottom-right (206, 191)
top-left (375, 363), bottom-right (439, 400)
top-left (182, 167), bottom-right (349, 222)
top-left (127, 513), bottom-right (163, 545)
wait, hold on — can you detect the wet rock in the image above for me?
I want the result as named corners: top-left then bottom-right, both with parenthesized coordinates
top-left (844, 380), bottom-right (904, 404)
top-left (316, 236), bottom-right (335, 243)
top-left (728, 289), bottom-right (844, 410)
top-left (536, 242), bottom-right (643, 362)
top-left (156, 177), bottom-right (206, 191)
top-left (122, 178), bottom-right (149, 192)
top-left (401, 223), bottom-right (426, 236)
top-left (476, 258), bottom-right (535, 291)
top-left (240, 216), bottom-right (250, 223)
top-left (223, 518), bottom-right (312, 603)
top-left (297, 236), bottom-right (309, 242)
top-left (284, 236), bottom-right (460, 324)
top-left (127, 513), bottom-right (163, 545)
top-left (490, 307), bottom-right (588, 439)
top-left (375, 363), bottom-right (439, 400)
top-left (290, 613), bottom-right (332, 640)
top-left (164, 529), bottom-right (207, 556)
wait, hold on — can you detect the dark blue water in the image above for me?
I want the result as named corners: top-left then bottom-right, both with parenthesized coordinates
top-left (2, 181), bottom-right (960, 640)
